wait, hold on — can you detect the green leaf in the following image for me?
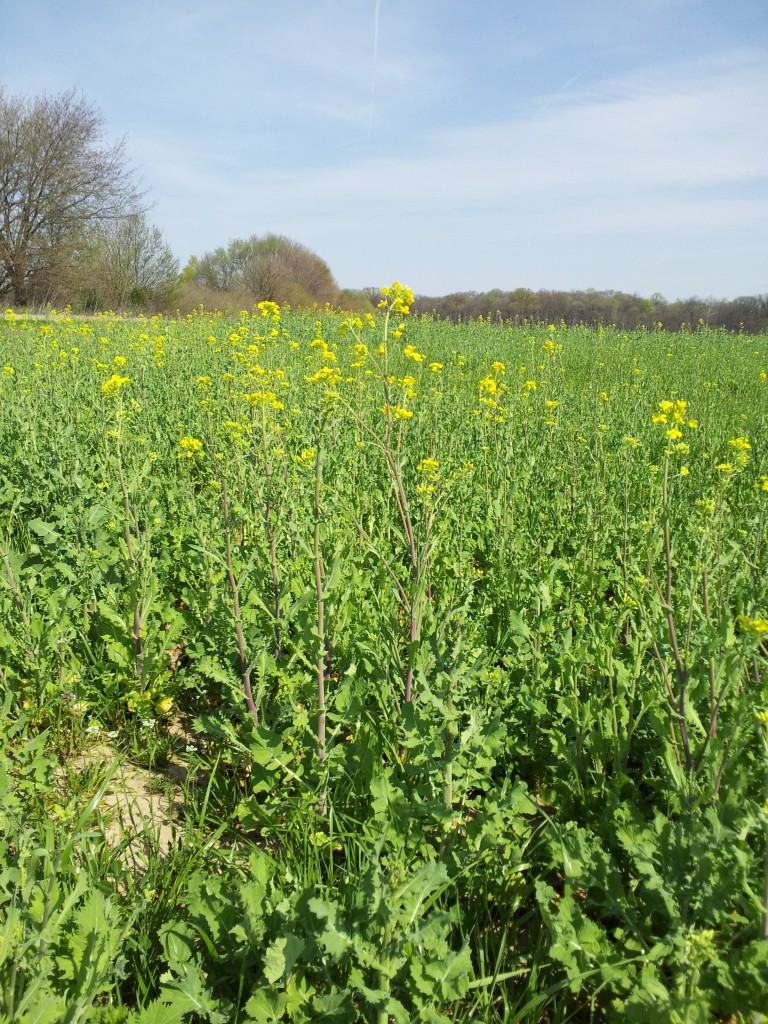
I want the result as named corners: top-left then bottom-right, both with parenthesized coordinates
top-left (28, 518), bottom-right (62, 545)
top-left (263, 932), bottom-right (304, 986)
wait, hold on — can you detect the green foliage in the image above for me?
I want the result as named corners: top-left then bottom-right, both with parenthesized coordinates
top-left (0, 306), bottom-right (767, 1020)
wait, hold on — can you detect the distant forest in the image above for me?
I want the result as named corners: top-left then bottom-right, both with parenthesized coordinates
top-left (407, 288), bottom-right (768, 334)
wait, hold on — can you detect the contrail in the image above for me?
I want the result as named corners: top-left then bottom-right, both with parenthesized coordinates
top-left (533, 69), bottom-right (587, 118)
top-left (368, 0), bottom-right (381, 139)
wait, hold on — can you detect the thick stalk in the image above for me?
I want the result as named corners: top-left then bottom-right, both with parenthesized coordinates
top-left (662, 463), bottom-right (693, 777)
top-left (116, 437), bottom-right (144, 682)
top-left (313, 444), bottom-right (327, 768)
top-left (220, 475), bottom-right (258, 726)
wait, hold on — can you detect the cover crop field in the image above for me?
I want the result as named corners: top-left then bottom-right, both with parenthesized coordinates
top-left (1, 286), bottom-right (767, 1022)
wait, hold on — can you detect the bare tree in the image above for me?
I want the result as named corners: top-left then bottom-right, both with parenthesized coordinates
top-left (0, 87), bottom-right (143, 305)
top-left (80, 213), bottom-right (179, 311)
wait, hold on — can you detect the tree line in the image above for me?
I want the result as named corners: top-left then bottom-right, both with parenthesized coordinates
top-left (1, 86), bottom-right (765, 330)
top-left (410, 288), bottom-right (768, 334)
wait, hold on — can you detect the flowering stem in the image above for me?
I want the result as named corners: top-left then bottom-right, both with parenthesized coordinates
top-left (115, 431), bottom-right (144, 683)
top-left (312, 434), bottom-right (329, 816)
top-left (662, 461), bottom-right (693, 777)
top-left (219, 472), bottom-right (258, 726)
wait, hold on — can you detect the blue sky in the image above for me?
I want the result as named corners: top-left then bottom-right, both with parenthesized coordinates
top-left (4, 0), bottom-right (767, 299)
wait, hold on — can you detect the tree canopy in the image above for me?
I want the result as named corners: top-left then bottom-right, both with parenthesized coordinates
top-left (0, 87), bottom-right (143, 305)
top-left (182, 234), bottom-right (340, 309)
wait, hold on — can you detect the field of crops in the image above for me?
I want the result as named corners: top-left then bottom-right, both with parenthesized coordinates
top-left (1, 286), bottom-right (768, 1022)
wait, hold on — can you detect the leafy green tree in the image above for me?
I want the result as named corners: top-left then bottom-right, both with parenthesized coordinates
top-left (182, 233), bottom-right (339, 308)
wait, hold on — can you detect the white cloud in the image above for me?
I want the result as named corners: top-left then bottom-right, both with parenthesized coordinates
top-left (129, 48), bottom-right (768, 295)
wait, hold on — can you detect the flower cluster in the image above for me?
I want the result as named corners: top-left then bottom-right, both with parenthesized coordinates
top-left (652, 398), bottom-right (697, 475)
top-left (716, 437), bottom-right (751, 479)
top-left (379, 281), bottom-right (414, 315)
top-left (177, 435), bottom-right (203, 459)
top-left (101, 373), bottom-right (130, 398)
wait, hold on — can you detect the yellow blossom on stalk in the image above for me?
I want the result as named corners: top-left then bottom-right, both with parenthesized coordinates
top-left (101, 374), bottom-right (130, 398)
top-left (112, 355), bottom-right (127, 367)
top-left (294, 448), bottom-right (316, 468)
top-left (2, 365), bottom-right (14, 375)
top-left (351, 343), bottom-right (368, 367)
top-left (728, 437), bottom-right (751, 467)
top-left (243, 390), bottom-right (285, 411)
top-left (416, 457), bottom-right (439, 476)
top-left (256, 300), bottom-right (281, 320)
top-left (491, 361), bottom-right (506, 374)
top-left (478, 375), bottom-right (498, 396)
top-left (379, 281), bottom-right (414, 315)
top-left (659, 400), bottom-right (675, 414)
top-left (399, 375), bottom-right (417, 399)
top-left (598, 391), bottom-right (609, 402)
top-left (680, 466), bottom-right (689, 476)
top-left (196, 376), bottom-right (212, 391)
top-left (416, 457), bottom-right (439, 496)
top-left (428, 362), bottom-right (443, 373)
top-left (652, 413), bottom-right (668, 424)
top-left (737, 615), bottom-right (768, 637)
top-left (716, 463), bottom-right (734, 474)
top-left (305, 365), bottom-right (342, 388)
top-left (382, 403), bottom-right (413, 421)
top-left (403, 343), bottom-right (425, 362)
top-left (524, 380), bottom-right (537, 392)
top-left (178, 436), bottom-right (203, 459)
top-left (756, 476), bottom-right (768, 492)
top-left (545, 399), bottom-right (559, 408)
top-left (624, 436), bottom-right (640, 447)
top-left (666, 427), bottom-right (683, 440)
top-left (672, 400), bottom-right (688, 423)
top-left (688, 419), bottom-right (698, 429)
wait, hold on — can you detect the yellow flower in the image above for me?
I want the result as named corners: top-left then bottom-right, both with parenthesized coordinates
top-left (737, 615), bottom-right (768, 637)
top-left (716, 463), bottom-right (733, 473)
top-left (154, 696), bottom-right (174, 715)
top-left (403, 343), bottom-right (425, 362)
top-left (666, 427), bottom-right (683, 440)
top-left (382, 404), bottom-right (413, 421)
top-left (491, 361), bottom-right (506, 374)
top-left (178, 436), bottom-right (203, 459)
top-left (428, 362), bottom-right (444, 372)
top-left (243, 390), bottom-right (285, 410)
top-left (294, 447), bottom-right (316, 468)
top-left (101, 373), bottom-right (130, 397)
top-left (545, 399), bottom-right (559, 408)
top-left (680, 466), bottom-right (689, 476)
top-left (416, 457), bottom-right (439, 476)
top-left (624, 436), bottom-right (640, 447)
top-left (729, 436), bottom-right (750, 450)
